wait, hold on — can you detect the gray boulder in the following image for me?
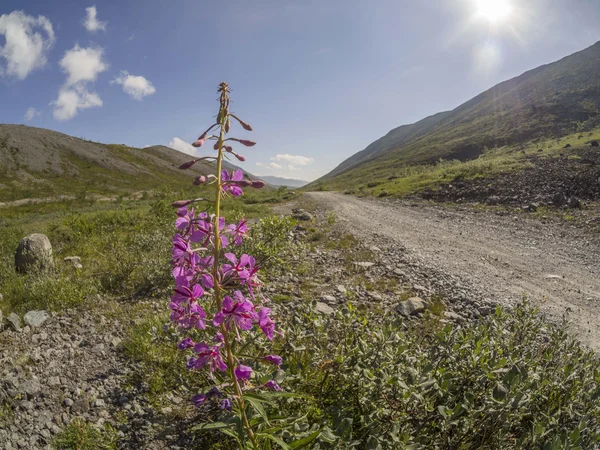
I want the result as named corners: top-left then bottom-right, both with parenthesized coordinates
top-left (314, 302), bottom-right (335, 315)
top-left (15, 234), bottom-right (53, 273)
top-left (64, 256), bottom-right (83, 269)
top-left (396, 297), bottom-right (426, 317)
top-left (291, 209), bottom-right (313, 221)
top-left (7, 313), bottom-right (21, 331)
top-left (23, 310), bottom-right (49, 328)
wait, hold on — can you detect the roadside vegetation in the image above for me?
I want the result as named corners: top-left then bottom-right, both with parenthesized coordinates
top-left (311, 127), bottom-right (600, 199)
top-left (2, 183), bottom-right (600, 448)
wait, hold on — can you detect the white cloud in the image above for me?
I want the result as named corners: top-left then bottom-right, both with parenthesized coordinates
top-left (272, 154), bottom-right (314, 166)
top-left (168, 137), bottom-right (195, 156)
top-left (59, 45), bottom-right (107, 86)
top-left (24, 107), bottom-right (40, 121)
top-left (83, 6), bottom-right (107, 33)
top-left (52, 85), bottom-right (103, 121)
top-left (0, 11), bottom-right (54, 80)
top-left (256, 154), bottom-right (313, 175)
top-left (51, 44), bottom-right (108, 121)
top-left (111, 71), bottom-right (156, 100)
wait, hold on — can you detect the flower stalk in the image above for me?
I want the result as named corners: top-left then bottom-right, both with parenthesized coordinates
top-left (170, 82), bottom-right (277, 448)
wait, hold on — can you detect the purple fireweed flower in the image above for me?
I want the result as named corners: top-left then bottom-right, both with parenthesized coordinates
top-left (221, 170), bottom-right (244, 197)
top-left (213, 332), bottom-right (224, 343)
top-left (172, 234), bottom-right (193, 267)
top-left (178, 337), bottom-right (195, 350)
top-left (213, 291), bottom-right (258, 331)
top-left (220, 398), bottom-right (232, 411)
top-left (187, 303), bottom-right (207, 330)
top-left (200, 273), bottom-right (214, 289)
top-left (191, 387), bottom-right (222, 408)
top-left (263, 355), bottom-right (282, 366)
top-left (234, 365), bottom-right (252, 380)
top-left (264, 380), bottom-right (283, 391)
top-left (171, 280), bottom-right (204, 304)
top-left (191, 343), bottom-right (227, 373)
top-left (175, 207), bottom-right (195, 235)
top-left (243, 256), bottom-right (261, 287)
top-left (257, 307), bottom-right (275, 340)
top-left (191, 393), bottom-right (207, 406)
top-left (227, 219), bottom-right (248, 246)
top-left (169, 300), bottom-right (206, 330)
top-left (222, 253), bottom-right (251, 280)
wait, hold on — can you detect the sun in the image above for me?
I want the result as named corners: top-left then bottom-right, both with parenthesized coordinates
top-left (475, 0), bottom-right (512, 23)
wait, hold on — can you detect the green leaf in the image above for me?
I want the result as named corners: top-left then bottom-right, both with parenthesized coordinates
top-left (289, 431), bottom-right (321, 449)
top-left (245, 396), bottom-right (271, 426)
top-left (258, 433), bottom-right (292, 450)
top-left (319, 428), bottom-right (337, 443)
top-left (190, 421), bottom-right (231, 432)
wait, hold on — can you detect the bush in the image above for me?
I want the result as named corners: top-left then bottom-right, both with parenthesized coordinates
top-left (270, 301), bottom-right (600, 449)
top-left (238, 215), bottom-right (299, 274)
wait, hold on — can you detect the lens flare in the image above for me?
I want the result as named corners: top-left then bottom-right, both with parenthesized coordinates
top-left (475, 0), bottom-right (512, 23)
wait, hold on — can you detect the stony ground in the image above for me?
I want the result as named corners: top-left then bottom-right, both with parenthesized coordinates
top-left (418, 147), bottom-right (600, 207)
top-left (3, 192), bottom-right (600, 448)
top-left (308, 191), bottom-right (600, 349)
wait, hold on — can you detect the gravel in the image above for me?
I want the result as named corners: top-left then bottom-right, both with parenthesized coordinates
top-left (308, 191), bottom-right (600, 349)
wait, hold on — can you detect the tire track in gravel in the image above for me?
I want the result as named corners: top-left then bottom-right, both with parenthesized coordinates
top-left (307, 192), bottom-right (600, 350)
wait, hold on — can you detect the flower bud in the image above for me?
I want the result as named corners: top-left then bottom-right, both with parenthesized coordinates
top-left (231, 114), bottom-right (253, 131)
top-left (192, 138), bottom-right (206, 148)
top-left (178, 159), bottom-right (197, 170)
top-left (251, 180), bottom-right (266, 189)
top-left (225, 116), bottom-right (231, 133)
top-left (171, 199), bottom-right (193, 208)
top-left (233, 152), bottom-right (246, 162)
top-left (193, 176), bottom-right (207, 186)
top-left (213, 142), bottom-right (219, 150)
top-left (231, 180), bottom-right (252, 187)
top-left (236, 139), bottom-right (256, 147)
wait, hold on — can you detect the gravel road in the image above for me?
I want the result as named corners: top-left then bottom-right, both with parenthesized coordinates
top-left (308, 192), bottom-right (600, 349)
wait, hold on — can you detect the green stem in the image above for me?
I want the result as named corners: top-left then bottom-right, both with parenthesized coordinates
top-left (212, 88), bottom-right (258, 449)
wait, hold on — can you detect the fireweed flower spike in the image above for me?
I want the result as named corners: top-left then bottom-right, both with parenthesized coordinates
top-left (169, 82), bottom-right (279, 446)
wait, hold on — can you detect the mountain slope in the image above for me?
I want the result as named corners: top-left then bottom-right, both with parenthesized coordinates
top-left (0, 124), bottom-right (260, 201)
top-left (258, 176), bottom-right (308, 188)
top-left (315, 40), bottom-right (600, 186)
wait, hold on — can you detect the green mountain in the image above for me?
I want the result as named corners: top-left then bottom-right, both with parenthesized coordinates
top-left (314, 40), bottom-right (600, 188)
top-left (0, 124), bottom-right (260, 202)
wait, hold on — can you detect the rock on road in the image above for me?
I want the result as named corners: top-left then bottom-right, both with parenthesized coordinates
top-left (308, 192), bottom-right (600, 349)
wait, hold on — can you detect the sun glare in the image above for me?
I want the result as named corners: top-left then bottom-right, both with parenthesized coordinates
top-left (475, 0), bottom-right (512, 23)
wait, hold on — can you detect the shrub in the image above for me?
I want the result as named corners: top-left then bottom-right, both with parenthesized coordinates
top-left (273, 301), bottom-right (600, 449)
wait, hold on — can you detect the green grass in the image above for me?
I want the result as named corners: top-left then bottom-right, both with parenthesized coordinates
top-left (0, 187), bottom-right (288, 316)
top-left (53, 419), bottom-right (118, 450)
top-left (311, 126), bottom-right (600, 198)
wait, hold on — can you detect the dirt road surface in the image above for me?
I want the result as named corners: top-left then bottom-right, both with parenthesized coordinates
top-left (308, 192), bottom-right (600, 349)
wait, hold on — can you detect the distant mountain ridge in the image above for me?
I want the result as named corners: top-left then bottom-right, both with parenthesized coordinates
top-left (257, 176), bottom-right (308, 188)
top-left (315, 40), bottom-right (600, 186)
top-left (0, 124), bottom-right (260, 201)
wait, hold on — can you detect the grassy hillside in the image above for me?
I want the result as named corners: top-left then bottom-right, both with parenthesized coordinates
top-left (313, 40), bottom-right (600, 192)
top-left (0, 124), bottom-right (260, 202)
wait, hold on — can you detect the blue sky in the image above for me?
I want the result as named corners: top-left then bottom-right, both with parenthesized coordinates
top-left (1, 0), bottom-right (600, 181)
